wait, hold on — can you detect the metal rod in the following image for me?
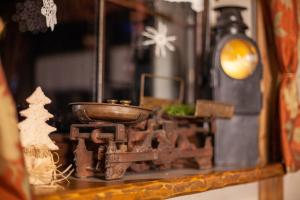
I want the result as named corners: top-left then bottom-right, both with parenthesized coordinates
top-left (97, 0), bottom-right (105, 102)
top-left (140, 73), bottom-right (185, 104)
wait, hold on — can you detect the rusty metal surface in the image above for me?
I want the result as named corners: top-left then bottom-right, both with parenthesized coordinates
top-left (70, 116), bottom-right (215, 180)
top-left (195, 100), bottom-right (235, 118)
top-left (70, 102), bottom-right (152, 123)
top-left (69, 97), bottom-right (219, 181)
top-left (74, 138), bottom-right (94, 178)
top-left (65, 73), bottom-right (235, 181)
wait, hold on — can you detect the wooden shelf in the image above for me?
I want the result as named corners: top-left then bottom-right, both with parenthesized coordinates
top-left (35, 163), bottom-right (284, 200)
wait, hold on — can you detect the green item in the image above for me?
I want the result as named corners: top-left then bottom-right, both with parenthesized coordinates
top-left (165, 104), bottom-right (195, 116)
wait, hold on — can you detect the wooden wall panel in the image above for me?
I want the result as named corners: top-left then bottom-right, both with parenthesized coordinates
top-left (259, 177), bottom-right (283, 200)
top-left (257, 0), bottom-right (283, 198)
top-left (257, 0), bottom-right (279, 166)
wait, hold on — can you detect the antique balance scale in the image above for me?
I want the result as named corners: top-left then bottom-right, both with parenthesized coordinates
top-left (70, 74), bottom-right (233, 180)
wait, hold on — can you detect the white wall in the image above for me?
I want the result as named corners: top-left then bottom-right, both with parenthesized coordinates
top-left (284, 171), bottom-right (300, 200)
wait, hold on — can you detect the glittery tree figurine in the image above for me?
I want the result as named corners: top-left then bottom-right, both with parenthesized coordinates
top-left (18, 87), bottom-right (72, 187)
top-left (19, 87), bottom-right (58, 151)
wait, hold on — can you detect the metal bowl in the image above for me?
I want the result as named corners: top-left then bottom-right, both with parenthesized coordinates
top-left (70, 102), bottom-right (153, 124)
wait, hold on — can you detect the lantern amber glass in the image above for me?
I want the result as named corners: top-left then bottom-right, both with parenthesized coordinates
top-left (220, 39), bottom-right (258, 80)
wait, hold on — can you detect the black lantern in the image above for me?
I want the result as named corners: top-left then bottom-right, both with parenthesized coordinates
top-left (211, 6), bottom-right (262, 167)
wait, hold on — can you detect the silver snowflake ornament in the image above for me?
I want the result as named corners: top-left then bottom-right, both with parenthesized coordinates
top-left (41, 0), bottom-right (57, 31)
top-left (142, 22), bottom-right (176, 58)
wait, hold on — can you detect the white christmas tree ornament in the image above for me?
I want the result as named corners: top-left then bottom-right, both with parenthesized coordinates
top-left (163, 0), bottom-right (204, 12)
top-left (41, 0), bottom-right (57, 31)
top-left (18, 87), bottom-right (73, 188)
top-left (142, 22), bottom-right (177, 58)
top-left (19, 86), bottom-right (58, 150)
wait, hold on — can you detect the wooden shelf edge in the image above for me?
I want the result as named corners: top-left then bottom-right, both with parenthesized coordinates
top-left (36, 163), bottom-right (285, 200)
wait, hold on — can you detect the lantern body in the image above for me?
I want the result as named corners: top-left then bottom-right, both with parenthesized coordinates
top-left (211, 6), bottom-right (262, 168)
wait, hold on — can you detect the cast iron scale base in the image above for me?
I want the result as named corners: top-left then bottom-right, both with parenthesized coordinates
top-left (70, 116), bottom-right (213, 180)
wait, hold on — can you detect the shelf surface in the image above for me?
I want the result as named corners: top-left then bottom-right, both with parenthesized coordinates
top-left (35, 163), bottom-right (284, 200)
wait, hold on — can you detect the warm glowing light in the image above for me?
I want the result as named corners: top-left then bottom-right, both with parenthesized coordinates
top-left (220, 39), bottom-right (258, 80)
top-left (0, 17), bottom-right (4, 35)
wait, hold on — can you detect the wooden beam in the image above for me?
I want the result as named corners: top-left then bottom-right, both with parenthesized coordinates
top-left (35, 164), bottom-right (284, 200)
top-left (257, 0), bottom-right (283, 198)
top-left (257, 0), bottom-right (279, 166)
top-left (259, 177), bottom-right (284, 200)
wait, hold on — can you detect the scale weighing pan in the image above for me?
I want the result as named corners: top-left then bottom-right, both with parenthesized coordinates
top-left (71, 102), bottom-right (153, 124)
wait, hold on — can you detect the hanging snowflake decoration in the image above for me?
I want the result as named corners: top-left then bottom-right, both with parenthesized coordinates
top-left (142, 22), bottom-right (177, 58)
top-left (162, 0), bottom-right (204, 12)
top-left (12, 0), bottom-right (47, 33)
top-left (41, 0), bottom-right (57, 31)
